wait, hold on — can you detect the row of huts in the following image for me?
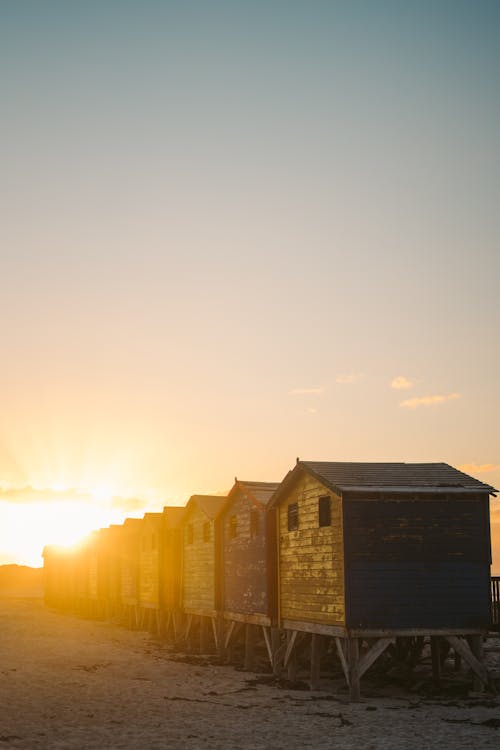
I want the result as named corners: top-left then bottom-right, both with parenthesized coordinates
top-left (44, 460), bottom-right (498, 699)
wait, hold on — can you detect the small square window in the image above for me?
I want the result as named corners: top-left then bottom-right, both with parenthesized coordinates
top-left (187, 524), bottom-right (194, 545)
top-left (287, 503), bottom-right (298, 532)
top-left (250, 509), bottom-right (260, 538)
top-left (203, 521), bottom-right (211, 542)
top-left (229, 516), bottom-right (237, 538)
top-left (319, 496), bottom-right (331, 527)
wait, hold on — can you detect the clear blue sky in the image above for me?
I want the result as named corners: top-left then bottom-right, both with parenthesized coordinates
top-left (1, 1), bottom-right (499, 565)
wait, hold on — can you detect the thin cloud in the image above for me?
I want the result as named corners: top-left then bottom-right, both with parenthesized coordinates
top-left (400, 393), bottom-right (461, 408)
top-left (288, 386), bottom-right (325, 396)
top-left (335, 373), bottom-right (364, 385)
top-left (459, 463), bottom-right (500, 475)
top-left (391, 376), bottom-right (415, 390)
top-left (0, 485), bottom-right (148, 512)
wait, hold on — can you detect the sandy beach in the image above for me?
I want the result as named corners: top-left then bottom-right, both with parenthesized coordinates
top-left (0, 597), bottom-right (499, 749)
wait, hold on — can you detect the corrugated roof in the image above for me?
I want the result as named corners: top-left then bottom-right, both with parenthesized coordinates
top-left (300, 461), bottom-right (497, 494)
top-left (186, 494), bottom-right (226, 519)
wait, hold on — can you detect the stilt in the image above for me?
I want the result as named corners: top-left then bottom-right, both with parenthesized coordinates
top-left (271, 628), bottom-right (282, 675)
top-left (310, 633), bottom-right (323, 690)
top-left (431, 636), bottom-right (441, 688)
top-left (469, 635), bottom-right (484, 692)
top-left (199, 616), bottom-right (210, 653)
top-left (286, 631), bottom-right (298, 682)
top-left (348, 637), bottom-right (360, 701)
top-left (244, 624), bottom-right (255, 671)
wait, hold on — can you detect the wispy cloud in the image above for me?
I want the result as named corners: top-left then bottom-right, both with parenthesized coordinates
top-left (391, 376), bottom-right (415, 390)
top-left (289, 386), bottom-right (325, 396)
top-left (400, 393), bottom-right (461, 408)
top-left (459, 463), bottom-right (500, 475)
top-left (335, 373), bottom-right (364, 385)
top-left (0, 485), bottom-right (148, 512)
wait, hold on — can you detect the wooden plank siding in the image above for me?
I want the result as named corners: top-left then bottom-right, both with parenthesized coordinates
top-left (221, 482), bottom-right (277, 619)
top-left (138, 513), bottom-right (163, 609)
top-left (119, 518), bottom-right (141, 605)
top-left (160, 507), bottom-right (184, 612)
top-left (181, 496), bottom-right (225, 614)
top-left (343, 493), bottom-right (492, 630)
top-left (277, 474), bottom-right (345, 626)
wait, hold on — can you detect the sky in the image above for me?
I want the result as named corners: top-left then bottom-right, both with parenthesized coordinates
top-left (1, 1), bottom-right (499, 568)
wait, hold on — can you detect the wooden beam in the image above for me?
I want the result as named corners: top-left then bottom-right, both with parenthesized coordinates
top-left (335, 637), bottom-right (349, 686)
top-left (244, 624), bottom-right (255, 671)
top-left (224, 620), bottom-right (236, 650)
top-left (284, 631), bottom-right (298, 668)
top-left (310, 634), bottom-right (323, 690)
top-left (348, 638), bottom-right (360, 702)
top-left (211, 616), bottom-right (219, 650)
top-left (431, 636), bottom-right (441, 687)
top-left (358, 638), bottom-right (394, 680)
top-left (445, 636), bottom-right (489, 689)
top-left (262, 626), bottom-right (273, 667)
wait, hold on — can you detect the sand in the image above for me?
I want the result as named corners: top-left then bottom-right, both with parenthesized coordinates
top-left (1, 597), bottom-right (499, 749)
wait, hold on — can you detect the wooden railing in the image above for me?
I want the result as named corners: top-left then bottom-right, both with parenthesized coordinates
top-left (492, 576), bottom-right (500, 629)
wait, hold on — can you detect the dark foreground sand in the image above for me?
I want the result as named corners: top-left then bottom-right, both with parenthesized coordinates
top-left (1, 597), bottom-right (499, 749)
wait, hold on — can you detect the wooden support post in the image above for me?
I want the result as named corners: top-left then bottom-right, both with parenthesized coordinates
top-left (348, 637), bottom-right (360, 702)
top-left (446, 635), bottom-right (489, 690)
top-left (310, 633), bottom-right (323, 690)
top-left (271, 627), bottom-right (283, 675)
top-left (454, 651), bottom-right (462, 672)
top-left (431, 636), bottom-right (441, 688)
top-left (335, 637), bottom-right (349, 687)
top-left (199, 616), bottom-right (210, 653)
top-left (216, 615), bottom-right (225, 659)
top-left (244, 624), bottom-right (256, 671)
top-left (469, 635), bottom-right (484, 692)
top-left (184, 614), bottom-right (193, 648)
top-left (286, 631), bottom-right (298, 682)
top-left (262, 627), bottom-right (273, 668)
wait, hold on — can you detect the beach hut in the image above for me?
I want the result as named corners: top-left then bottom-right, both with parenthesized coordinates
top-left (181, 494), bottom-right (226, 652)
top-left (137, 512), bottom-right (164, 631)
top-left (160, 506), bottom-right (185, 638)
top-left (269, 460), bottom-right (496, 698)
top-left (219, 480), bottom-right (279, 668)
top-left (117, 518), bottom-right (142, 628)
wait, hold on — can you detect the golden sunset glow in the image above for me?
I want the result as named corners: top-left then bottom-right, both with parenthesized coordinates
top-left (0, 2), bottom-right (499, 575)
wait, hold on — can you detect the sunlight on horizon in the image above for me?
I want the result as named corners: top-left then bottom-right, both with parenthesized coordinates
top-left (0, 499), bottom-right (147, 568)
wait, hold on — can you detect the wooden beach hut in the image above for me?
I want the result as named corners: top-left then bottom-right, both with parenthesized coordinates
top-left (219, 480), bottom-right (279, 668)
top-left (181, 494), bottom-right (226, 652)
top-left (137, 512), bottom-right (164, 631)
top-left (269, 460), bottom-right (496, 698)
top-left (117, 517), bottom-right (142, 628)
top-left (160, 505), bottom-right (185, 638)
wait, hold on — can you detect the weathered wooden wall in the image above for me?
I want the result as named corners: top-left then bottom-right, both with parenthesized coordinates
top-left (119, 519), bottom-right (141, 604)
top-left (138, 514), bottom-right (162, 609)
top-left (344, 493), bottom-right (492, 629)
top-left (278, 473), bottom-right (345, 626)
top-left (160, 507), bottom-right (184, 612)
top-left (182, 504), bottom-right (218, 613)
top-left (222, 492), bottom-right (268, 616)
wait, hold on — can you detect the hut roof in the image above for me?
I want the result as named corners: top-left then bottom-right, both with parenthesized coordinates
top-left (225, 480), bottom-right (280, 510)
top-left (270, 461), bottom-right (497, 505)
top-left (185, 494), bottom-right (226, 520)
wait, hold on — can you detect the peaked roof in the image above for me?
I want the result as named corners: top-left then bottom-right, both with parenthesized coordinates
top-left (184, 494), bottom-right (226, 520)
top-left (270, 461), bottom-right (496, 505)
top-left (232, 480), bottom-right (280, 506)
